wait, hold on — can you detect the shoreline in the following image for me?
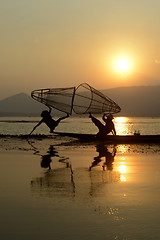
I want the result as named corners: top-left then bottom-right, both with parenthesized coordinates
top-left (0, 135), bottom-right (160, 155)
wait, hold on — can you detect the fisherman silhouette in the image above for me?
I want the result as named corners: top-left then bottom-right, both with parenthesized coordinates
top-left (29, 106), bottom-right (69, 135)
top-left (89, 113), bottom-right (116, 138)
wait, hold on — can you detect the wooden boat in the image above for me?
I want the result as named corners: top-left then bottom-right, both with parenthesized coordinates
top-left (54, 132), bottom-right (160, 144)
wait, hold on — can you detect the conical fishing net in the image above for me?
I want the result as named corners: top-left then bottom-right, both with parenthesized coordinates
top-left (31, 87), bottom-right (75, 114)
top-left (73, 83), bottom-right (121, 114)
top-left (31, 83), bottom-right (121, 115)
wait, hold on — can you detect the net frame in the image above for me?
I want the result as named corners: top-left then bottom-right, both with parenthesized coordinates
top-left (31, 83), bottom-right (121, 115)
top-left (31, 87), bottom-right (75, 114)
top-left (73, 83), bottom-right (121, 115)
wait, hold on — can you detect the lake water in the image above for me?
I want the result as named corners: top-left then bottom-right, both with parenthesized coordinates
top-left (0, 117), bottom-right (160, 240)
top-left (0, 116), bottom-right (160, 135)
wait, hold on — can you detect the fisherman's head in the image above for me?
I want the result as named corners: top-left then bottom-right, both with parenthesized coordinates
top-left (41, 110), bottom-right (50, 118)
top-left (103, 113), bottom-right (114, 123)
top-left (107, 113), bottom-right (114, 120)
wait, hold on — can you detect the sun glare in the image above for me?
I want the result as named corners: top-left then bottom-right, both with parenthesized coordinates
top-left (112, 56), bottom-right (132, 75)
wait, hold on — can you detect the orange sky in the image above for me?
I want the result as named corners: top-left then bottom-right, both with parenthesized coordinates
top-left (1, 0), bottom-right (160, 99)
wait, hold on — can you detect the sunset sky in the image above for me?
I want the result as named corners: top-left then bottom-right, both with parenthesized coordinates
top-left (1, 0), bottom-right (160, 99)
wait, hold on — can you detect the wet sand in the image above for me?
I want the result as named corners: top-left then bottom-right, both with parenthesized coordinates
top-left (0, 137), bottom-right (160, 240)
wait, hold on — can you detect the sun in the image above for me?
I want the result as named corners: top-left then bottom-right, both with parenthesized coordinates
top-left (112, 56), bottom-right (132, 75)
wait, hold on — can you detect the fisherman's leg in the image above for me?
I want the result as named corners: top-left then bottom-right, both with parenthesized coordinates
top-left (58, 114), bottom-right (69, 122)
top-left (90, 115), bottom-right (104, 130)
top-left (56, 114), bottom-right (69, 125)
top-left (51, 115), bottom-right (68, 132)
top-left (49, 115), bottom-right (69, 133)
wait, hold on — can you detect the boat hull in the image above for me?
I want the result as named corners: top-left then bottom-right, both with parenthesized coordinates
top-left (54, 132), bottom-right (160, 144)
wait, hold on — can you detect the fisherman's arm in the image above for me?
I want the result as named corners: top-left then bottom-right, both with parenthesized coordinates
top-left (45, 104), bottom-right (52, 114)
top-left (102, 114), bottom-right (107, 122)
top-left (35, 119), bottom-right (43, 128)
top-left (29, 119), bottom-right (43, 135)
top-left (48, 106), bottom-right (52, 114)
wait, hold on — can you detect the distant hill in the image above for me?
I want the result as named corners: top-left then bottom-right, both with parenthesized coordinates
top-left (0, 93), bottom-right (44, 116)
top-left (101, 85), bottom-right (160, 117)
top-left (0, 86), bottom-right (160, 117)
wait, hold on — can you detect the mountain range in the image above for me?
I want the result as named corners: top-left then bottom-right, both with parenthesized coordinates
top-left (102, 85), bottom-right (160, 117)
top-left (0, 93), bottom-right (44, 116)
top-left (0, 85), bottom-right (160, 117)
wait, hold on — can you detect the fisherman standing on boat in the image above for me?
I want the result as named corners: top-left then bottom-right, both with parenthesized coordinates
top-left (29, 106), bottom-right (69, 135)
top-left (89, 113), bottom-right (116, 138)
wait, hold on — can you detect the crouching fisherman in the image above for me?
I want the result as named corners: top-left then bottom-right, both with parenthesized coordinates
top-left (29, 106), bottom-right (69, 135)
top-left (89, 113), bottom-right (116, 139)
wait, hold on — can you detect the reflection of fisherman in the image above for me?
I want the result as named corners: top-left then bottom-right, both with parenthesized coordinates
top-left (89, 145), bottom-right (116, 171)
top-left (89, 113), bottom-right (116, 138)
top-left (102, 146), bottom-right (116, 171)
top-left (29, 106), bottom-right (69, 135)
top-left (41, 145), bottom-right (59, 170)
top-left (28, 139), bottom-right (69, 171)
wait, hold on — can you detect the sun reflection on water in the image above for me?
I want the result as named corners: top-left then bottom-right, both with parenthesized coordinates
top-left (119, 161), bottom-right (127, 182)
top-left (116, 145), bottom-right (129, 154)
top-left (114, 117), bottom-right (132, 135)
top-left (114, 156), bottom-right (128, 182)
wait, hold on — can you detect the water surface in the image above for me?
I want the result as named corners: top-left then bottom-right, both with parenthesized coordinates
top-left (0, 139), bottom-right (160, 240)
top-left (1, 116), bottom-right (160, 135)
